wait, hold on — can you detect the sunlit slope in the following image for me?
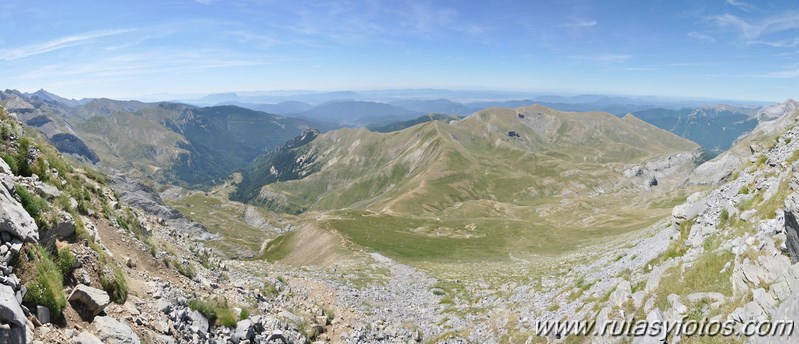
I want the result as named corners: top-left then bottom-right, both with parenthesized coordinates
top-left (252, 105), bottom-right (696, 213)
top-left (249, 105), bottom-right (700, 262)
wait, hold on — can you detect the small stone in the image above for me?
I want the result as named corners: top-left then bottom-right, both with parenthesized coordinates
top-left (36, 305), bottom-right (50, 324)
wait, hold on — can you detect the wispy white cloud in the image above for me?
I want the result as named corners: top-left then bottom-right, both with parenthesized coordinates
top-left (403, 3), bottom-right (458, 33)
top-left (711, 11), bottom-right (799, 40)
top-left (561, 19), bottom-right (598, 28)
top-left (227, 31), bottom-right (282, 48)
top-left (605, 61), bottom-right (714, 72)
top-left (194, 0), bottom-right (213, 4)
top-left (573, 54), bottom-right (631, 63)
top-left (748, 38), bottom-right (799, 48)
top-left (757, 68), bottom-right (799, 78)
top-left (725, 0), bottom-right (756, 12)
top-left (688, 31), bottom-right (716, 43)
top-left (0, 29), bottom-right (132, 60)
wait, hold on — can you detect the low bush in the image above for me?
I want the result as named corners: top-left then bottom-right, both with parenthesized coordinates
top-left (216, 307), bottom-right (238, 327)
top-left (100, 265), bottom-right (128, 304)
top-left (54, 247), bottom-right (75, 279)
top-left (188, 298), bottom-right (216, 320)
top-left (187, 298), bottom-right (238, 327)
top-left (18, 245), bottom-right (66, 317)
top-left (15, 185), bottom-right (48, 228)
top-left (167, 258), bottom-right (196, 279)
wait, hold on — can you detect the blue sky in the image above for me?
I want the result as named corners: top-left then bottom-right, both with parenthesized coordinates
top-left (0, 0), bottom-right (797, 101)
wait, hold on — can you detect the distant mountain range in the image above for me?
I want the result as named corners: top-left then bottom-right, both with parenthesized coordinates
top-left (632, 105), bottom-right (758, 155)
top-left (0, 88), bottom-right (778, 189)
top-left (0, 90), bottom-right (321, 186)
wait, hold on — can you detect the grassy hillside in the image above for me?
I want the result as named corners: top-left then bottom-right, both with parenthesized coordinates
top-left (76, 103), bottom-right (315, 186)
top-left (163, 105), bottom-right (313, 185)
top-left (239, 105), bottom-right (700, 262)
top-left (78, 106), bottom-right (187, 177)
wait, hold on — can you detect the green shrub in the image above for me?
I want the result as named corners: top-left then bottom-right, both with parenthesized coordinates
top-left (32, 158), bottom-right (50, 182)
top-left (100, 265), bottom-right (128, 304)
top-left (719, 209), bottom-right (729, 225)
top-left (757, 155), bottom-right (767, 166)
top-left (16, 138), bottom-right (33, 177)
top-left (171, 258), bottom-right (196, 279)
top-left (187, 298), bottom-right (238, 327)
top-left (77, 200), bottom-right (91, 215)
top-left (262, 282), bottom-right (279, 297)
top-left (2, 155), bottom-right (17, 175)
top-left (55, 247), bottom-right (75, 278)
top-left (117, 208), bottom-right (146, 238)
top-left (0, 124), bottom-right (9, 141)
top-left (239, 308), bottom-right (250, 320)
top-left (54, 194), bottom-right (74, 212)
top-left (15, 185), bottom-right (48, 227)
top-left (84, 168), bottom-right (106, 183)
top-left (19, 245), bottom-right (66, 317)
top-left (188, 298), bottom-right (216, 320)
top-left (216, 307), bottom-right (237, 327)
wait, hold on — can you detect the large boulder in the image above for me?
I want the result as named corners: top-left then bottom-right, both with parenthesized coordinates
top-left (68, 284), bottom-right (111, 316)
top-left (92, 316), bottom-right (140, 344)
top-left (0, 284), bottom-right (26, 344)
top-left (232, 319), bottom-right (255, 343)
top-left (671, 192), bottom-right (707, 226)
top-left (188, 310), bottom-right (209, 334)
top-left (0, 182), bottom-right (38, 243)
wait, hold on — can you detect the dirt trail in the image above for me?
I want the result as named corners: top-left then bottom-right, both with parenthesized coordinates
top-left (96, 220), bottom-right (185, 295)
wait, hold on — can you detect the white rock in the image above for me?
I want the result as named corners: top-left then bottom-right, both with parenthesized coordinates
top-left (92, 316), bottom-right (140, 344)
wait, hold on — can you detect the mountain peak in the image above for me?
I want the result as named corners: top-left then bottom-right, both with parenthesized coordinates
top-left (756, 99), bottom-right (799, 121)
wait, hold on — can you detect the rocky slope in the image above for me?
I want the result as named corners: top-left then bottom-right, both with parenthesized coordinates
top-left (0, 106), bottom-right (338, 344)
